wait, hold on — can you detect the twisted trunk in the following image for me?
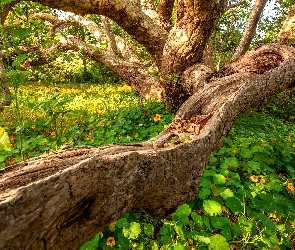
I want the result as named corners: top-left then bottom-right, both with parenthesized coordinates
top-left (1, 45), bottom-right (295, 249)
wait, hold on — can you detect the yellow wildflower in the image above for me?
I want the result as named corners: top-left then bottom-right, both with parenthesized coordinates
top-left (107, 237), bottom-right (115, 247)
top-left (250, 175), bottom-right (259, 182)
top-left (154, 114), bottom-right (161, 122)
top-left (287, 183), bottom-right (295, 191)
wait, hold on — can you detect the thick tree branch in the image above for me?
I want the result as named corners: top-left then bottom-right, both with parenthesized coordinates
top-left (58, 37), bottom-right (163, 99)
top-left (160, 0), bottom-right (228, 77)
top-left (227, 0), bottom-right (246, 10)
top-left (30, 0), bottom-right (168, 60)
top-left (1, 44), bottom-right (295, 249)
top-left (0, 0), bottom-right (21, 25)
top-left (100, 16), bottom-right (119, 55)
top-left (278, 3), bottom-right (295, 44)
top-left (158, 0), bottom-right (175, 29)
top-left (231, 0), bottom-right (267, 61)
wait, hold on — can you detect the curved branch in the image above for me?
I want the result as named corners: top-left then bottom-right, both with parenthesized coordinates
top-left (1, 44), bottom-right (295, 249)
top-left (231, 0), bottom-right (267, 61)
top-left (0, 0), bottom-right (21, 25)
top-left (58, 37), bottom-right (163, 99)
top-left (100, 16), bottom-right (119, 55)
top-left (157, 0), bottom-right (175, 29)
top-left (30, 0), bottom-right (168, 60)
top-left (278, 3), bottom-right (295, 44)
top-left (227, 0), bottom-right (246, 10)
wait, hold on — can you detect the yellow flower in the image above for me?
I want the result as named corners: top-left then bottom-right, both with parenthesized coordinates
top-left (154, 114), bottom-right (161, 122)
top-left (250, 175), bottom-right (259, 182)
top-left (260, 179), bottom-right (265, 184)
top-left (107, 237), bottom-right (115, 247)
top-left (287, 183), bottom-right (295, 191)
top-left (164, 124), bottom-right (169, 130)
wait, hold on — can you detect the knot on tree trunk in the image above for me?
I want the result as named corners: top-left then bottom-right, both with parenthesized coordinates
top-left (222, 44), bottom-right (295, 76)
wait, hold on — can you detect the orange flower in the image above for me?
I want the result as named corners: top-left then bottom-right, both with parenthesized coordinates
top-left (154, 114), bottom-right (161, 122)
top-left (287, 183), bottom-right (295, 191)
top-left (118, 135), bottom-right (123, 140)
top-left (86, 135), bottom-right (92, 141)
top-left (197, 209), bottom-right (202, 214)
top-left (226, 176), bottom-right (230, 182)
top-left (10, 135), bottom-right (16, 141)
top-left (32, 125), bottom-right (37, 131)
top-left (13, 144), bottom-right (17, 149)
top-left (106, 237), bottom-right (115, 247)
top-left (260, 179), bottom-right (266, 184)
top-left (233, 149), bottom-right (238, 154)
top-left (100, 122), bottom-right (105, 127)
top-left (287, 136), bottom-right (291, 141)
top-left (250, 175), bottom-right (259, 182)
top-left (260, 141), bottom-right (265, 147)
top-left (50, 131), bottom-right (56, 138)
top-left (8, 158), bottom-right (16, 165)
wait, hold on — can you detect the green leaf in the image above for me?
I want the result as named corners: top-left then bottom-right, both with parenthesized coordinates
top-left (116, 218), bottom-right (129, 228)
top-left (209, 234), bottom-right (230, 250)
top-left (199, 187), bottom-right (212, 199)
top-left (221, 157), bottom-right (239, 168)
top-left (203, 200), bottom-right (222, 216)
top-left (239, 148), bottom-right (253, 158)
top-left (0, 127), bottom-right (11, 151)
top-left (79, 234), bottom-right (98, 250)
top-left (247, 160), bottom-right (260, 170)
top-left (191, 212), bottom-right (203, 224)
top-left (12, 27), bottom-right (32, 39)
top-left (211, 217), bottom-right (230, 229)
top-left (226, 197), bottom-right (244, 213)
top-left (172, 204), bottom-right (191, 225)
top-left (219, 188), bottom-right (234, 199)
top-left (174, 224), bottom-right (185, 240)
top-left (257, 214), bottom-right (276, 231)
top-left (221, 226), bottom-right (232, 240)
top-left (213, 174), bottom-right (226, 185)
top-left (143, 223), bottom-right (154, 236)
top-left (123, 222), bottom-right (141, 239)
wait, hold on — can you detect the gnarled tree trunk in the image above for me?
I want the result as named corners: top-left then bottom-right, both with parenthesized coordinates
top-left (1, 44), bottom-right (295, 249)
top-left (1, 0), bottom-right (295, 249)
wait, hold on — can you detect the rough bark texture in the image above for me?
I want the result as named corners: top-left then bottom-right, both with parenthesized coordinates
top-left (231, 0), bottom-right (267, 61)
top-left (278, 3), bottom-right (295, 44)
top-left (31, 0), bottom-right (169, 61)
top-left (1, 45), bottom-right (295, 249)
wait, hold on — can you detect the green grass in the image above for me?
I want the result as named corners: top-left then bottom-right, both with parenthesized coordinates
top-left (1, 81), bottom-right (295, 249)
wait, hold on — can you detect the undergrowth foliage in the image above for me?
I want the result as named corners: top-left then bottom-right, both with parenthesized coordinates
top-left (1, 81), bottom-right (295, 249)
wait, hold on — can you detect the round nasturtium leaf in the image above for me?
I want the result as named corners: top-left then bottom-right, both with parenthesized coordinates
top-left (203, 200), bottom-right (222, 216)
top-left (209, 234), bottom-right (230, 250)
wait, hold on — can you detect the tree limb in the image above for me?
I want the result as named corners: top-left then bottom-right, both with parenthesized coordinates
top-left (227, 0), bottom-right (247, 10)
top-left (231, 0), bottom-right (267, 61)
top-left (1, 44), bottom-right (295, 249)
top-left (100, 16), bottom-right (119, 55)
top-left (30, 0), bottom-right (168, 60)
top-left (157, 0), bottom-right (175, 29)
top-left (278, 2), bottom-right (295, 44)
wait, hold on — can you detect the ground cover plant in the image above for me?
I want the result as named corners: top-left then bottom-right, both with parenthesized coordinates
top-left (0, 81), bottom-right (175, 168)
top-left (80, 108), bottom-right (295, 250)
top-left (1, 80), bottom-right (295, 249)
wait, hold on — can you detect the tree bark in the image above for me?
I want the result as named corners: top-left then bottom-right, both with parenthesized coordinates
top-left (30, 0), bottom-right (169, 61)
top-left (231, 0), bottom-right (267, 61)
top-left (1, 44), bottom-right (295, 249)
top-left (278, 3), bottom-right (295, 44)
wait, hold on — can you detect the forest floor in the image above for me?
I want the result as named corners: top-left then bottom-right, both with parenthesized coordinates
top-left (1, 81), bottom-right (295, 249)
